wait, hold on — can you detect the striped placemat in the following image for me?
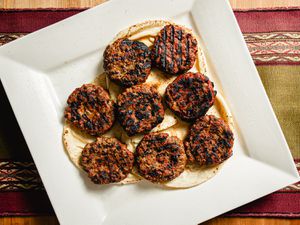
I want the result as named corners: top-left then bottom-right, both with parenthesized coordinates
top-left (0, 8), bottom-right (299, 217)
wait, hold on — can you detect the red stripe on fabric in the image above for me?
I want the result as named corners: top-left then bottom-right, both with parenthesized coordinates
top-left (225, 192), bottom-right (300, 218)
top-left (225, 212), bottom-right (300, 218)
top-left (0, 8), bottom-right (88, 12)
top-left (0, 191), bottom-right (54, 216)
top-left (235, 10), bottom-right (300, 33)
top-left (1, 191), bottom-right (299, 217)
top-left (0, 10), bottom-right (81, 33)
top-left (1, 9), bottom-right (300, 33)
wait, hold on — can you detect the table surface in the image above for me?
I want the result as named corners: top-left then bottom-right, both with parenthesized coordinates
top-left (0, 0), bottom-right (300, 224)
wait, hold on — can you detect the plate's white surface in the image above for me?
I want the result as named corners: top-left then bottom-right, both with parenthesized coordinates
top-left (0, 0), bottom-right (299, 224)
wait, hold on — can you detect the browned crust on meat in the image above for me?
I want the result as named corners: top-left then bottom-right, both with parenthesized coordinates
top-left (185, 115), bottom-right (234, 166)
top-left (104, 38), bottom-right (151, 87)
top-left (151, 24), bottom-right (198, 74)
top-left (135, 132), bottom-right (187, 183)
top-left (64, 84), bottom-right (115, 136)
top-left (165, 72), bottom-right (216, 121)
top-left (117, 84), bottom-right (165, 136)
top-left (80, 137), bottom-right (134, 184)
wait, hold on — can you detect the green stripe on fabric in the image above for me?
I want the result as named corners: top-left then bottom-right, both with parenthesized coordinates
top-left (257, 66), bottom-right (300, 158)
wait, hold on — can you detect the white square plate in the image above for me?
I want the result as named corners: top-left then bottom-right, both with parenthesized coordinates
top-left (0, 0), bottom-right (299, 224)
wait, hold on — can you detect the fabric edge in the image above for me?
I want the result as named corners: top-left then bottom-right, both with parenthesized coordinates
top-left (0, 6), bottom-right (300, 12)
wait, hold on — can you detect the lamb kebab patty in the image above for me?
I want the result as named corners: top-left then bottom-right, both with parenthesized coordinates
top-left (103, 38), bottom-right (151, 87)
top-left (151, 24), bottom-right (198, 74)
top-left (64, 84), bottom-right (115, 136)
top-left (165, 72), bottom-right (216, 121)
top-left (117, 84), bottom-right (165, 136)
top-left (135, 132), bottom-right (187, 183)
top-left (185, 115), bottom-right (234, 166)
top-left (80, 137), bottom-right (134, 184)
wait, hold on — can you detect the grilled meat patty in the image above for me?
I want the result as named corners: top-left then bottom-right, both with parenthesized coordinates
top-left (117, 84), bottom-right (165, 136)
top-left (64, 84), bottom-right (115, 136)
top-left (135, 132), bottom-right (187, 183)
top-left (151, 24), bottom-right (198, 74)
top-left (80, 137), bottom-right (134, 184)
top-left (103, 38), bottom-right (151, 87)
top-left (185, 115), bottom-right (234, 166)
top-left (165, 72), bottom-right (216, 121)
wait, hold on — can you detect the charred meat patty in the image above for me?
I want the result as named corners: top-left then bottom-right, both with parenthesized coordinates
top-left (103, 38), bottom-right (151, 87)
top-left (117, 84), bottom-right (165, 136)
top-left (185, 115), bottom-right (234, 166)
top-left (64, 84), bottom-right (115, 136)
top-left (80, 137), bottom-right (134, 184)
top-left (165, 72), bottom-right (216, 121)
top-left (135, 132), bottom-right (186, 183)
top-left (151, 24), bottom-right (198, 74)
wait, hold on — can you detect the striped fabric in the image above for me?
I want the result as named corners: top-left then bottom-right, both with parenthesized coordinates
top-left (0, 8), bottom-right (299, 217)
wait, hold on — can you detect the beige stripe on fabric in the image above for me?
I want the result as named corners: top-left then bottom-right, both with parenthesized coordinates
top-left (257, 66), bottom-right (300, 158)
top-left (231, 0), bottom-right (300, 9)
top-left (1, 0), bottom-right (300, 10)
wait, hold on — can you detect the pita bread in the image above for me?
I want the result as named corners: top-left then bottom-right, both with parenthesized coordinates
top-left (63, 20), bottom-right (234, 188)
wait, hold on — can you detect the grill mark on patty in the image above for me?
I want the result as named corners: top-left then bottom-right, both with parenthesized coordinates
top-left (151, 25), bottom-right (197, 75)
top-left (170, 25), bottom-right (175, 43)
top-left (155, 38), bottom-right (160, 59)
top-left (169, 25), bottom-right (175, 71)
top-left (186, 36), bottom-right (190, 65)
top-left (177, 29), bottom-right (182, 67)
top-left (161, 26), bottom-right (167, 69)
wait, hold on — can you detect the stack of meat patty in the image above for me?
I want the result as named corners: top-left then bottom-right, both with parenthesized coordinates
top-left (64, 24), bottom-right (234, 185)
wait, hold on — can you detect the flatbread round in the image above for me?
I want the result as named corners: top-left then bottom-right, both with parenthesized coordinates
top-left (162, 95), bottom-right (233, 188)
top-left (63, 20), bottom-right (234, 188)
